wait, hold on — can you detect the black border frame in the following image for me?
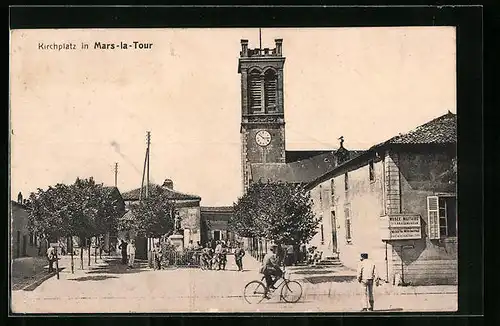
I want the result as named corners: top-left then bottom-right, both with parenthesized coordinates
top-left (6, 5), bottom-right (484, 324)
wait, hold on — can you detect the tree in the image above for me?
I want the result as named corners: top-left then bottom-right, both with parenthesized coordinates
top-left (230, 181), bottom-right (320, 246)
top-left (27, 177), bottom-right (123, 272)
top-left (119, 187), bottom-right (175, 239)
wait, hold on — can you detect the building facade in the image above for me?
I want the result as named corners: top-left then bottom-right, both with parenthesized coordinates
top-left (200, 206), bottom-right (235, 245)
top-left (120, 179), bottom-right (201, 258)
top-left (306, 112), bottom-right (457, 285)
top-left (237, 38), bottom-right (364, 258)
top-left (11, 196), bottom-right (40, 259)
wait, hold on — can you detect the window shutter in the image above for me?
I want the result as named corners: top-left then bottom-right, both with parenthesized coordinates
top-left (264, 71), bottom-right (277, 111)
top-left (248, 71), bottom-right (262, 112)
top-left (427, 196), bottom-right (440, 239)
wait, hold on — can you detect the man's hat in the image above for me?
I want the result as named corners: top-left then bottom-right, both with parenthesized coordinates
top-left (360, 253), bottom-right (368, 259)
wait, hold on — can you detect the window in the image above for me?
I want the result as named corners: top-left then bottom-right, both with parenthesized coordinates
top-left (264, 69), bottom-right (277, 112)
top-left (345, 206), bottom-right (352, 243)
top-left (369, 160), bottom-right (375, 182)
top-left (330, 179), bottom-right (335, 197)
top-left (344, 173), bottom-right (349, 191)
top-left (248, 69), bottom-right (262, 113)
top-left (427, 196), bottom-right (457, 239)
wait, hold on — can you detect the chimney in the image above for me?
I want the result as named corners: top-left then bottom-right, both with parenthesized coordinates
top-left (275, 38), bottom-right (283, 56)
top-left (240, 39), bottom-right (249, 57)
top-left (17, 192), bottom-right (23, 204)
top-left (162, 179), bottom-right (174, 190)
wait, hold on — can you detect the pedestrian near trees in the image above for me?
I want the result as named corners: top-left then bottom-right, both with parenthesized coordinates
top-left (127, 240), bottom-right (136, 268)
top-left (47, 245), bottom-right (55, 273)
top-left (119, 239), bottom-right (128, 265)
top-left (234, 243), bottom-right (245, 271)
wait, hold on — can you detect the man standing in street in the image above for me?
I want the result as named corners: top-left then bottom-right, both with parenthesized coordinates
top-left (119, 239), bottom-right (128, 265)
top-left (46, 245), bottom-right (55, 273)
top-left (127, 240), bottom-right (136, 269)
top-left (234, 243), bottom-right (245, 271)
top-left (153, 242), bottom-right (163, 270)
top-left (357, 253), bottom-right (379, 311)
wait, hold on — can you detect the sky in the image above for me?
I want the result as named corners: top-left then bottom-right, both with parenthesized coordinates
top-left (10, 27), bottom-right (456, 206)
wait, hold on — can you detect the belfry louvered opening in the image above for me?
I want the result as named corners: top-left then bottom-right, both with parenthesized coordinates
top-left (264, 69), bottom-right (277, 112)
top-left (248, 69), bottom-right (262, 113)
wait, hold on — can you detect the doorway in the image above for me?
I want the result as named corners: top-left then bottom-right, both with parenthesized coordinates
top-left (16, 231), bottom-right (21, 258)
top-left (330, 211), bottom-right (338, 254)
top-left (213, 230), bottom-right (221, 241)
top-left (22, 234), bottom-right (28, 256)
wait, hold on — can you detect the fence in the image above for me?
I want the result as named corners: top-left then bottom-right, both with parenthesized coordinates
top-left (159, 250), bottom-right (202, 268)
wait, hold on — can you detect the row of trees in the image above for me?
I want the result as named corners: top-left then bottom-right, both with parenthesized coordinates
top-left (27, 177), bottom-right (124, 272)
top-left (27, 178), bottom-right (179, 272)
top-left (229, 181), bottom-right (320, 248)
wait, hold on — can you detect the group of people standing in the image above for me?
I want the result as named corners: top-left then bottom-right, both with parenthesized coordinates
top-left (200, 240), bottom-right (245, 271)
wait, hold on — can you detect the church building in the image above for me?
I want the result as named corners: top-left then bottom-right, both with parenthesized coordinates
top-left (238, 38), bottom-right (362, 188)
top-left (237, 38), bottom-right (363, 258)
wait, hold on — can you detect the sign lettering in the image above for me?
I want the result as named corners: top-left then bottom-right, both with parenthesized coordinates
top-left (380, 214), bottom-right (422, 240)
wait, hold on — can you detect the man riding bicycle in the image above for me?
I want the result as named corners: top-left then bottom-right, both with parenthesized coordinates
top-left (260, 245), bottom-right (283, 297)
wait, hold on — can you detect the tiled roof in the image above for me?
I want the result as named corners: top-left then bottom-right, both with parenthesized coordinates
top-left (305, 112), bottom-right (457, 190)
top-left (103, 186), bottom-right (124, 201)
top-left (251, 151), bottom-right (338, 184)
top-left (285, 150), bottom-right (334, 163)
top-left (121, 184), bottom-right (201, 201)
top-left (380, 112), bottom-right (456, 146)
top-left (200, 206), bottom-right (234, 213)
top-left (251, 149), bottom-right (367, 184)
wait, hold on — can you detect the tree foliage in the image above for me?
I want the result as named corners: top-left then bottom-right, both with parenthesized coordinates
top-left (230, 181), bottom-right (320, 245)
top-left (120, 187), bottom-right (175, 238)
top-left (27, 177), bottom-right (124, 241)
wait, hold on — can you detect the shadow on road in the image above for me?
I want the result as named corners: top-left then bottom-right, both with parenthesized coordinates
top-left (84, 258), bottom-right (150, 275)
top-left (303, 275), bottom-right (357, 284)
top-left (293, 270), bottom-right (335, 275)
top-left (288, 265), bottom-right (328, 270)
top-left (68, 275), bottom-right (118, 282)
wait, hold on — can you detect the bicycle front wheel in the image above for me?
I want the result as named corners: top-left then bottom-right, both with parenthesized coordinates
top-left (281, 280), bottom-right (302, 303)
top-left (244, 280), bottom-right (267, 304)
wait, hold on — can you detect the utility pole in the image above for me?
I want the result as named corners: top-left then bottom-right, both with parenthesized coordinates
top-left (259, 28), bottom-right (262, 54)
top-left (114, 162), bottom-right (118, 188)
top-left (146, 131), bottom-right (151, 198)
top-left (139, 132), bottom-right (150, 202)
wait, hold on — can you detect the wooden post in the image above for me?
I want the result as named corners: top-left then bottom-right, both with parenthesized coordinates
top-left (70, 236), bottom-right (74, 274)
top-left (55, 247), bottom-right (60, 280)
top-left (80, 237), bottom-right (84, 270)
top-left (114, 163), bottom-right (118, 188)
top-left (87, 238), bottom-right (91, 266)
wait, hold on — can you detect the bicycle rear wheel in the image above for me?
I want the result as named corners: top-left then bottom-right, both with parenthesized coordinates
top-left (244, 280), bottom-right (267, 304)
top-left (281, 280), bottom-right (302, 303)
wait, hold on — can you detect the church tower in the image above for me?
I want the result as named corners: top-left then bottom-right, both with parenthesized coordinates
top-left (238, 38), bottom-right (286, 191)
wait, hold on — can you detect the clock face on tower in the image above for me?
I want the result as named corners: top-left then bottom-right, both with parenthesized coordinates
top-left (255, 130), bottom-right (272, 147)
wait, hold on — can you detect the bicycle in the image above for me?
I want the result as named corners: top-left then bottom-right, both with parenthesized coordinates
top-left (243, 268), bottom-right (302, 304)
